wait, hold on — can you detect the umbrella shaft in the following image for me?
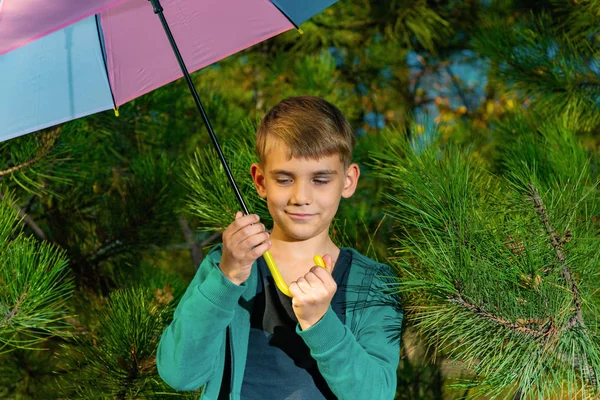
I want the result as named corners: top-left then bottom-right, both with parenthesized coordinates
top-left (148, 0), bottom-right (250, 216)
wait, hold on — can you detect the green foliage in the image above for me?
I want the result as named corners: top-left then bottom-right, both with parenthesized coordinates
top-left (0, 126), bottom-right (81, 196)
top-left (395, 328), bottom-right (453, 400)
top-left (473, 10), bottom-right (600, 132)
top-left (61, 276), bottom-right (189, 399)
top-left (0, 190), bottom-right (73, 353)
top-left (2, 0), bottom-right (599, 397)
top-left (0, 344), bottom-right (67, 399)
top-left (97, 154), bottom-right (179, 254)
top-left (551, 0), bottom-right (600, 45)
top-left (371, 122), bottom-right (600, 398)
top-left (183, 121), bottom-right (269, 231)
top-left (277, 0), bottom-right (451, 53)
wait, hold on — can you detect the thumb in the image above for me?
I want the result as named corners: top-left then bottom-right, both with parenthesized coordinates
top-left (235, 211), bottom-right (243, 219)
top-left (322, 254), bottom-right (334, 273)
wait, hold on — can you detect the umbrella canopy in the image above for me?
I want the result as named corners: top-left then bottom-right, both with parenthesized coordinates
top-left (0, 0), bottom-right (336, 142)
top-left (0, 0), bottom-right (337, 297)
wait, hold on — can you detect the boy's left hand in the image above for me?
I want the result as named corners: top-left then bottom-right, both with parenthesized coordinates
top-left (289, 254), bottom-right (337, 330)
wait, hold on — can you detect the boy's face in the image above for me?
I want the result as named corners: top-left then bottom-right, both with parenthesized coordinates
top-left (250, 141), bottom-right (360, 242)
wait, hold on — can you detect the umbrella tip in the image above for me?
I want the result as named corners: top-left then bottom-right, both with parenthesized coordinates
top-left (297, 27), bottom-right (304, 35)
top-left (113, 107), bottom-right (120, 117)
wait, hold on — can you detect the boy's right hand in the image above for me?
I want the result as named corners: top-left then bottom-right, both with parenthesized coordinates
top-left (219, 211), bottom-right (271, 285)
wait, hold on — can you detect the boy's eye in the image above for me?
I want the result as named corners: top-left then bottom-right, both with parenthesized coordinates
top-left (273, 178), bottom-right (329, 185)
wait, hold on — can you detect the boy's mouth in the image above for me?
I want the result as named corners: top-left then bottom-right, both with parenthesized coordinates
top-left (285, 211), bottom-right (316, 220)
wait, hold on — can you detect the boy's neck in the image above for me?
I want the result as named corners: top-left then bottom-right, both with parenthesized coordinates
top-left (268, 225), bottom-right (340, 267)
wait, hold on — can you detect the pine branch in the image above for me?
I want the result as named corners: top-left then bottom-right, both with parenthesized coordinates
top-left (0, 193), bottom-right (47, 241)
top-left (200, 232), bottom-right (222, 247)
top-left (528, 184), bottom-right (584, 328)
top-left (0, 129), bottom-right (60, 179)
top-left (115, 349), bottom-right (147, 400)
top-left (84, 239), bottom-right (126, 267)
top-left (373, 125), bottom-right (600, 397)
top-left (178, 217), bottom-right (204, 271)
top-left (448, 295), bottom-right (556, 339)
top-left (0, 159), bottom-right (39, 178)
top-left (0, 231), bottom-right (73, 352)
top-left (0, 291), bottom-right (26, 330)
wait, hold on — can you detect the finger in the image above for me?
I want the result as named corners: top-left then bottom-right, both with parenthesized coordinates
top-left (310, 262), bottom-right (339, 292)
top-left (224, 211), bottom-right (243, 239)
top-left (296, 277), bottom-right (313, 293)
top-left (231, 222), bottom-right (267, 245)
top-left (228, 213), bottom-right (261, 236)
top-left (304, 271), bottom-right (321, 287)
top-left (310, 266), bottom-right (330, 285)
top-left (239, 229), bottom-right (270, 251)
top-left (289, 281), bottom-right (304, 297)
top-left (248, 238), bottom-right (271, 259)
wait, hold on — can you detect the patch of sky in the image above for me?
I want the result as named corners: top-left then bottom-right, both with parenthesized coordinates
top-left (446, 51), bottom-right (489, 110)
top-left (364, 111), bottom-right (386, 129)
top-left (410, 118), bottom-right (439, 154)
top-left (414, 103), bottom-right (439, 125)
top-left (360, 49), bottom-right (489, 133)
top-left (359, 45), bottom-right (491, 139)
top-left (406, 51), bottom-right (422, 73)
top-left (406, 48), bottom-right (489, 141)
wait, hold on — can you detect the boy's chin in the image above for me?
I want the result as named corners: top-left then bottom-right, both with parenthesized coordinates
top-left (276, 223), bottom-right (330, 242)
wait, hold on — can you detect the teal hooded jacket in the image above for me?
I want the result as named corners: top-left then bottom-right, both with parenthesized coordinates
top-left (157, 244), bottom-right (403, 399)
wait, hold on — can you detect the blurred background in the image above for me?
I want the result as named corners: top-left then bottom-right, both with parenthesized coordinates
top-left (1, 0), bottom-right (599, 398)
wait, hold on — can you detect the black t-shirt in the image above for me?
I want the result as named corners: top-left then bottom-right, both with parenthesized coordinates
top-left (218, 249), bottom-right (352, 400)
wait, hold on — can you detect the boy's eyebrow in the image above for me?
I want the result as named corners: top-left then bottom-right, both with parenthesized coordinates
top-left (269, 169), bottom-right (338, 176)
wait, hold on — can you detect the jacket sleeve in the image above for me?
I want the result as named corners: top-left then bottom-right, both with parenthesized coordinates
top-left (296, 263), bottom-right (403, 400)
top-left (156, 244), bottom-right (248, 391)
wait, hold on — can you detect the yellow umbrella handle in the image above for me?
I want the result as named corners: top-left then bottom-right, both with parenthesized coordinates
top-left (263, 250), bottom-right (325, 297)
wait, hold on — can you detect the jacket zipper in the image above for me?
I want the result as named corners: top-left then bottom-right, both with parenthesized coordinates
top-left (228, 326), bottom-right (235, 399)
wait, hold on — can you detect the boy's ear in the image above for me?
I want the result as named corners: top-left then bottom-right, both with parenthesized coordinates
top-left (341, 163), bottom-right (360, 199)
top-left (250, 163), bottom-right (267, 199)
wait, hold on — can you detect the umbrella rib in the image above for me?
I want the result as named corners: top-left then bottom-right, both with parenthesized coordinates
top-left (95, 15), bottom-right (119, 115)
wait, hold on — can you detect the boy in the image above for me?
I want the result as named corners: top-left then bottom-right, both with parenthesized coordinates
top-left (157, 96), bottom-right (403, 399)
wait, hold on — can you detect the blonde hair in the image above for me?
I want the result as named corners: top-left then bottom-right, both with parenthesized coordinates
top-left (256, 96), bottom-right (355, 168)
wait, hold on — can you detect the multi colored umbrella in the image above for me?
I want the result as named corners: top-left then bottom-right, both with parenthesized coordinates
top-left (0, 0), bottom-right (335, 295)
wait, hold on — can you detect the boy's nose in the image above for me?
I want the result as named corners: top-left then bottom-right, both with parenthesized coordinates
top-left (290, 183), bottom-right (312, 205)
